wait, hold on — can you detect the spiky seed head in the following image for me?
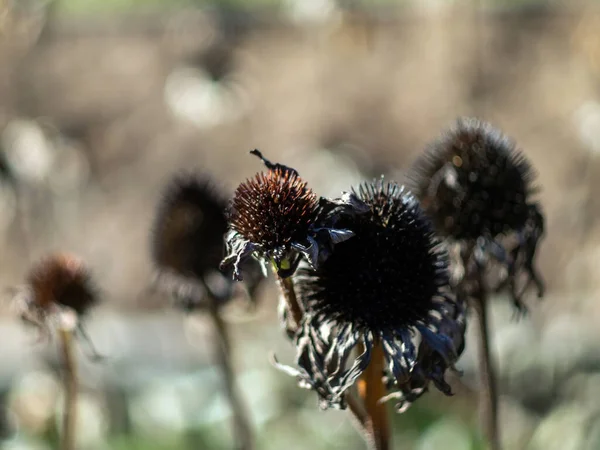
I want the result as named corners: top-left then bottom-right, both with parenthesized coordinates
top-left (229, 168), bottom-right (319, 252)
top-left (409, 117), bottom-right (537, 240)
top-left (152, 173), bottom-right (228, 278)
top-left (26, 253), bottom-right (97, 316)
top-left (220, 150), bottom-right (361, 281)
top-left (297, 180), bottom-right (448, 332)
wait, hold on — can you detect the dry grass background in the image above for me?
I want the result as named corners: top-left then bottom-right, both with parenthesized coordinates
top-left (1, 2), bottom-right (600, 449)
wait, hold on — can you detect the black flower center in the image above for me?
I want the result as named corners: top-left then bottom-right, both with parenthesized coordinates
top-left (230, 168), bottom-right (318, 251)
top-left (298, 182), bottom-right (446, 332)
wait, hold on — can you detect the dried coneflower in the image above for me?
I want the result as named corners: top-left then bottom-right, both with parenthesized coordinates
top-left (408, 116), bottom-right (545, 311)
top-left (151, 171), bottom-right (258, 450)
top-left (273, 180), bottom-right (465, 448)
top-left (13, 253), bottom-right (99, 450)
top-left (151, 172), bottom-right (262, 310)
top-left (408, 117), bottom-right (547, 450)
top-left (220, 149), bottom-right (358, 282)
top-left (17, 253), bottom-right (97, 337)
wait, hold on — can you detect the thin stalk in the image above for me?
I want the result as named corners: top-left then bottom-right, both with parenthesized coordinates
top-left (345, 391), bottom-right (370, 441)
top-left (274, 274), bottom-right (368, 434)
top-left (472, 279), bottom-right (501, 450)
top-left (345, 394), bottom-right (369, 435)
top-left (471, 4), bottom-right (502, 442)
top-left (58, 327), bottom-right (77, 450)
top-left (207, 301), bottom-right (254, 450)
top-left (357, 342), bottom-right (390, 450)
top-left (276, 275), bottom-right (303, 330)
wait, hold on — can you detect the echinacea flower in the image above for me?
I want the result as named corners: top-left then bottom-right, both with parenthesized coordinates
top-left (273, 180), bottom-right (465, 410)
top-left (14, 253), bottom-right (98, 340)
top-left (220, 149), bottom-right (357, 280)
top-left (152, 172), bottom-right (263, 310)
top-left (408, 117), bottom-right (545, 312)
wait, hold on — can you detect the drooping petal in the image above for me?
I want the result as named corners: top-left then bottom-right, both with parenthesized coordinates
top-left (220, 231), bottom-right (261, 281)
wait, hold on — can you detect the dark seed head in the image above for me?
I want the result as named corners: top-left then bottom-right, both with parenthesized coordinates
top-left (152, 172), bottom-right (228, 279)
top-left (409, 117), bottom-right (537, 240)
top-left (297, 180), bottom-right (448, 332)
top-left (229, 167), bottom-right (319, 252)
top-left (26, 253), bottom-right (97, 316)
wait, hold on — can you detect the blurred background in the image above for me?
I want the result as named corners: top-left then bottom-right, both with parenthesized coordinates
top-left (1, 0), bottom-right (600, 449)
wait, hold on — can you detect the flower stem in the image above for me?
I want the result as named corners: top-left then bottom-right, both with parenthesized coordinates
top-left (207, 301), bottom-right (254, 450)
top-left (472, 283), bottom-right (501, 450)
top-left (274, 275), bottom-right (368, 434)
top-left (276, 275), bottom-right (303, 331)
top-left (345, 394), bottom-right (369, 435)
top-left (58, 327), bottom-right (77, 450)
top-left (357, 341), bottom-right (390, 450)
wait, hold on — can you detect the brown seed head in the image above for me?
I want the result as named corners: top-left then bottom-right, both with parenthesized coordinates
top-left (26, 253), bottom-right (97, 316)
top-left (229, 168), bottom-right (319, 251)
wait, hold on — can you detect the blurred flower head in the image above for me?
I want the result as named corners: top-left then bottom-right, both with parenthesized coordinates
top-left (273, 180), bottom-right (465, 410)
top-left (13, 253), bottom-right (98, 338)
top-left (152, 172), bottom-right (262, 310)
top-left (220, 149), bottom-right (356, 280)
top-left (409, 117), bottom-right (545, 312)
top-left (410, 117), bottom-right (536, 240)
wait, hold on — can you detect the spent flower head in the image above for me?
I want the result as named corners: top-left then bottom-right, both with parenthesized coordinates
top-left (13, 253), bottom-right (98, 341)
top-left (409, 117), bottom-right (545, 312)
top-left (220, 149), bottom-right (357, 280)
top-left (152, 172), bottom-right (263, 310)
top-left (273, 179), bottom-right (466, 411)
